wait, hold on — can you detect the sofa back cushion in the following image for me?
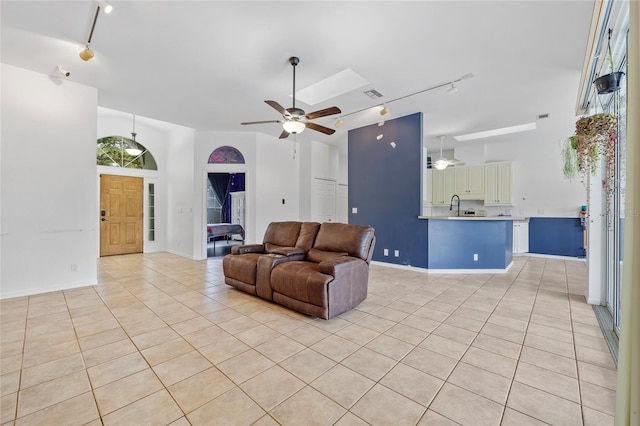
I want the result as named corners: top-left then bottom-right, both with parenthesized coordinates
top-left (296, 222), bottom-right (321, 251)
top-left (263, 222), bottom-right (302, 251)
top-left (313, 223), bottom-right (375, 261)
top-left (307, 248), bottom-right (348, 263)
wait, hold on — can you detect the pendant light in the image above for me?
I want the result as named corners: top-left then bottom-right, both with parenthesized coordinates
top-left (125, 114), bottom-right (142, 156)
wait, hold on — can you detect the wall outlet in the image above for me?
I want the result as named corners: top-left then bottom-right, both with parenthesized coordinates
top-left (352, 207), bottom-right (358, 214)
top-left (473, 254), bottom-right (478, 261)
top-left (394, 250), bottom-right (399, 257)
top-left (538, 209), bottom-right (544, 215)
top-left (383, 249), bottom-right (389, 256)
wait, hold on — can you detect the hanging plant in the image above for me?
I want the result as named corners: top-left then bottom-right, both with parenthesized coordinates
top-left (561, 135), bottom-right (579, 180)
top-left (565, 112), bottom-right (618, 211)
top-left (593, 28), bottom-right (625, 94)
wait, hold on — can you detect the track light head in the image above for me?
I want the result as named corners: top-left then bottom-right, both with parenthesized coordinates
top-left (57, 65), bottom-right (70, 77)
top-left (447, 83), bottom-right (458, 94)
top-left (335, 118), bottom-right (343, 128)
top-left (379, 105), bottom-right (389, 116)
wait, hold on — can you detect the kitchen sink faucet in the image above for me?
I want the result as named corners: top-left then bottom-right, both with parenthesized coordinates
top-left (450, 194), bottom-right (460, 217)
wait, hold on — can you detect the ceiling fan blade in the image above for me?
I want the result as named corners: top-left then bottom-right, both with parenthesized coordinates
top-left (305, 106), bottom-right (341, 120)
top-left (241, 120), bottom-right (282, 125)
top-left (279, 130), bottom-right (290, 139)
top-left (265, 100), bottom-right (287, 116)
top-left (306, 122), bottom-right (336, 135)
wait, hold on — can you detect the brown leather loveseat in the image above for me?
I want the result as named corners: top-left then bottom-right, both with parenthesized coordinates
top-left (222, 221), bottom-right (376, 319)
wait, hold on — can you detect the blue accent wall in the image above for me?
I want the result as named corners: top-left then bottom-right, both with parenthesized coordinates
top-left (427, 220), bottom-right (513, 269)
top-left (348, 113), bottom-right (428, 268)
top-left (528, 217), bottom-right (584, 257)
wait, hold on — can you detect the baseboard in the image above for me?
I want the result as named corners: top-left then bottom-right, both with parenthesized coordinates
top-left (371, 260), bottom-right (513, 274)
top-left (0, 281), bottom-right (96, 300)
top-left (523, 253), bottom-right (586, 262)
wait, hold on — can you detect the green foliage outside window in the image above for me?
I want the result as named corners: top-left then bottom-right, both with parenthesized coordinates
top-left (97, 136), bottom-right (157, 170)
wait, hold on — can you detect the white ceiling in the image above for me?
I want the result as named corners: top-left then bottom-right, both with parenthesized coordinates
top-left (1, 1), bottom-right (595, 152)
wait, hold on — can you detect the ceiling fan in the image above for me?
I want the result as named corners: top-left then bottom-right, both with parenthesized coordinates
top-left (241, 57), bottom-right (341, 139)
top-left (432, 135), bottom-right (464, 170)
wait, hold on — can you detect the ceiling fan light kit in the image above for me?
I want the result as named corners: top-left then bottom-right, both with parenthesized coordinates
top-left (432, 135), bottom-right (463, 170)
top-left (283, 120), bottom-right (305, 134)
top-left (241, 56), bottom-right (341, 139)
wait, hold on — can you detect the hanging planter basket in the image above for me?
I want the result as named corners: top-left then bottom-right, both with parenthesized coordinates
top-left (593, 71), bottom-right (625, 94)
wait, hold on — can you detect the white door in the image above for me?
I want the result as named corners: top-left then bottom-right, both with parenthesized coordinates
top-left (312, 178), bottom-right (336, 223)
top-left (230, 191), bottom-right (245, 231)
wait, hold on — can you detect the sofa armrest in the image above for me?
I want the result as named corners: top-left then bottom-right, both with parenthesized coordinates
top-left (318, 256), bottom-right (364, 276)
top-left (320, 256), bottom-right (370, 318)
top-left (268, 247), bottom-right (306, 257)
top-left (231, 244), bottom-right (265, 255)
top-left (256, 253), bottom-right (305, 300)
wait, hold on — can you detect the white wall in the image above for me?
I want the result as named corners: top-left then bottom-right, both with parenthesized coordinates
top-left (97, 108), bottom-right (187, 254)
top-left (193, 131), bottom-right (256, 259)
top-left (162, 127), bottom-right (195, 259)
top-left (255, 133), bottom-right (300, 236)
top-left (1, 64), bottom-right (98, 298)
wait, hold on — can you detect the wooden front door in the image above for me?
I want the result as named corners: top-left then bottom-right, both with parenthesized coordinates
top-left (100, 174), bottom-right (143, 256)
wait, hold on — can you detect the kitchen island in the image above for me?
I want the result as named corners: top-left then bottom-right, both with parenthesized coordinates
top-left (418, 216), bottom-right (514, 272)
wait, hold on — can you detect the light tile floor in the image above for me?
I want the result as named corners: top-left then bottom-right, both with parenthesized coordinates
top-left (0, 253), bottom-right (617, 425)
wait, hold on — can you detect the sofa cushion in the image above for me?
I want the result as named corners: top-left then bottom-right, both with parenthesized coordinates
top-left (295, 222), bottom-right (321, 251)
top-left (270, 261), bottom-right (333, 307)
top-left (222, 252), bottom-right (261, 285)
top-left (313, 223), bottom-right (375, 261)
top-left (265, 245), bottom-right (305, 256)
top-left (307, 248), bottom-right (347, 263)
top-left (263, 221), bottom-right (302, 247)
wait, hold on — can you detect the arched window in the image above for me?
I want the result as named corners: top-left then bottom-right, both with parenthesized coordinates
top-left (208, 146), bottom-right (245, 164)
top-left (97, 136), bottom-right (157, 170)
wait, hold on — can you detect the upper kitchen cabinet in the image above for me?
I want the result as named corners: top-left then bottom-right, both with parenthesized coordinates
top-left (454, 165), bottom-right (485, 200)
top-left (485, 163), bottom-right (513, 205)
top-left (431, 168), bottom-right (455, 206)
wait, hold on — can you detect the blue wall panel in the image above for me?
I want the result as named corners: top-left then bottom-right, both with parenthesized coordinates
top-left (528, 217), bottom-right (584, 257)
top-left (348, 113), bottom-right (428, 268)
top-left (427, 220), bottom-right (512, 269)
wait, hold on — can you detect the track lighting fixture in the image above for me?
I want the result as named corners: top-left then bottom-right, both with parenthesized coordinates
top-left (378, 122), bottom-right (385, 127)
top-left (99, 1), bottom-right (113, 14)
top-left (376, 134), bottom-right (383, 140)
top-left (79, 5), bottom-right (102, 61)
top-left (390, 142), bottom-right (397, 148)
top-left (79, 46), bottom-right (94, 61)
top-left (57, 65), bottom-right (70, 77)
top-left (335, 118), bottom-right (343, 128)
top-left (336, 73), bottom-right (474, 127)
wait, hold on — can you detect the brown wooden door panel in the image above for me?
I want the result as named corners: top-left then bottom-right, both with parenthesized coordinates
top-left (100, 174), bottom-right (143, 256)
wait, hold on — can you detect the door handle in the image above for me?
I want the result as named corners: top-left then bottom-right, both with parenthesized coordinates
top-left (101, 218), bottom-right (108, 221)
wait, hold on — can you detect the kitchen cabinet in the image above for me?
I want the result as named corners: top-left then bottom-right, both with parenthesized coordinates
top-left (454, 165), bottom-right (485, 200)
top-left (424, 170), bottom-right (433, 205)
top-left (485, 163), bottom-right (513, 205)
top-left (431, 168), bottom-right (455, 206)
top-left (513, 221), bottom-right (529, 253)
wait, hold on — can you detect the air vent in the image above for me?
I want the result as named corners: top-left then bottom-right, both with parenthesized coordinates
top-left (536, 113), bottom-right (550, 119)
top-left (364, 89), bottom-right (384, 99)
